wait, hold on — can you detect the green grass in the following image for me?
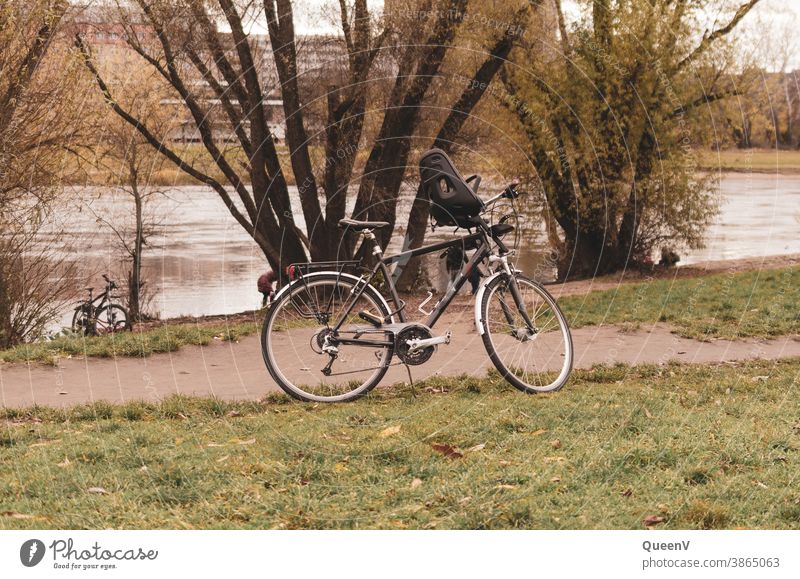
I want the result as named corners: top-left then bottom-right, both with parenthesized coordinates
top-left (1, 358), bottom-right (799, 529)
top-left (697, 148), bottom-right (800, 173)
top-left (560, 265), bottom-right (800, 340)
top-left (0, 320), bottom-right (260, 365)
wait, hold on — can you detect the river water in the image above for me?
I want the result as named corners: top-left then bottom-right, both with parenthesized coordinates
top-left (48, 173), bottom-right (799, 325)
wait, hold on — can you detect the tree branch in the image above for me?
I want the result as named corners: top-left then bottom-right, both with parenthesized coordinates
top-left (676, 0), bottom-right (761, 70)
top-left (670, 89), bottom-right (742, 118)
top-left (75, 34), bottom-right (265, 251)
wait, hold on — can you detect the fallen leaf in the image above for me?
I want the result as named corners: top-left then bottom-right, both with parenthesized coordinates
top-left (531, 429), bottom-right (547, 436)
top-left (216, 455), bottom-right (230, 464)
top-left (227, 411), bottom-right (242, 418)
top-left (139, 465), bottom-right (148, 472)
top-left (494, 484), bottom-right (516, 490)
top-left (550, 439), bottom-right (561, 449)
top-left (550, 476), bottom-right (561, 483)
top-left (380, 425), bottom-right (401, 438)
top-left (206, 442), bottom-right (225, 448)
top-left (459, 496), bottom-right (472, 505)
top-left (58, 391), bottom-right (68, 395)
top-left (466, 443), bottom-right (486, 453)
top-left (643, 515), bottom-right (665, 527)
top-left (57, 458), bottom-right (71, 468)
top-left (237, 438), bottom-right (256, 445)
top-left (498, 460), bottom-right (512, 466)
top-left (431, 443), bottom-right (463, 459)
top-left (621, 488), bottom-right (633, 498)
top-left (0, 511), bottom-right (33, 519)
top-left (334, 462), bottom-right (348, 472)
top-left (752, 375), bottom-right (769, 383)
top-left (544, 456), bottom-right (566, 463)
top-left (754, 480), bottom-right (769, 489)
top-left (30, 438), bottom-right (61, 447)
top-left (644, 408), bottom-right (653, 419)
top-left (87, 487), bottom-right (109, 495)
top-left (410, 478), bottom-right (422, 489)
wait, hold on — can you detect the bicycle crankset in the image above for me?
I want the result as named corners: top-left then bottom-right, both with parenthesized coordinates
top-left (395, 324), bottom-right (451, 366)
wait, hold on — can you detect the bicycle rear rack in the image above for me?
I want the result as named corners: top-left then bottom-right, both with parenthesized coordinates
top-left (286, 260), bottom-right (363, 280)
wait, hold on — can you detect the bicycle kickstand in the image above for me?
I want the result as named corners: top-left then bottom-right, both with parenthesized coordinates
top-left (404, 364), bottom-right (416, 398)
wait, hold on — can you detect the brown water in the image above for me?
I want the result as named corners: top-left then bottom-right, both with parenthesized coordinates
top-left (48, 173), bottom-right (799, 327)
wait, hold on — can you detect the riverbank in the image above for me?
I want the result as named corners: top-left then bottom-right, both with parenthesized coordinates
top-left (2, 254), bottom-right (798, 366)
top-left (74, 148), bottom-right (800, 186)
top-left (696, 148), bottom-right (800, 174)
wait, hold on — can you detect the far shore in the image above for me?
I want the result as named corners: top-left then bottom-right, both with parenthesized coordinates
top-left (69, 148), bottom-right (800, 187)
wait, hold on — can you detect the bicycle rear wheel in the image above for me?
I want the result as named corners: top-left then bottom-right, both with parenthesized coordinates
top-left (479, 274), bottom-right (572, 393)
top-left (72, 306), bottom-right (93, 336)
top-left (261, 273), bottom-right (394, 402)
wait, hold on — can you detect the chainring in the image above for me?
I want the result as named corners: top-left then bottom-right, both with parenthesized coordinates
top-left (395, 325), bottom-right (435, 366)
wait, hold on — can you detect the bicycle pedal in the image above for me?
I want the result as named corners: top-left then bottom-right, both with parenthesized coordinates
top-left (358, 310), bottom-right (383, 327)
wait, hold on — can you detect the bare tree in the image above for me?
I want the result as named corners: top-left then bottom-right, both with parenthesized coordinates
top-left (82, 54), bottom-right (174, 322)
top-left (0, 0), bottom-right (81, 348)
top-left (75, 0), bottom-right (524, 276)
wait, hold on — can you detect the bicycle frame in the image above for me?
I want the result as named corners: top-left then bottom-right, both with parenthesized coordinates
top-left (318, 221), bottom-right (528, 338)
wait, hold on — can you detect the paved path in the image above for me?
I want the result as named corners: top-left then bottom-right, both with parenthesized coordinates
top-left (1, 315), bottom-right (798, 408)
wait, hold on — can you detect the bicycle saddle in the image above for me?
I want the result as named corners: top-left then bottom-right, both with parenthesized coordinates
top-left (338, 218), bottom-right (389, 231)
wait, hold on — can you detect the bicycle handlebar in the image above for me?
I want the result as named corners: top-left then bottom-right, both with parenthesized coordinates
top-left (481, 183), bottom-right (525, 211)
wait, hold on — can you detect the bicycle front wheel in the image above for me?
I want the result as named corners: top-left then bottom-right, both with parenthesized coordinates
top-left (261, 273), bottom-right (394, 402)
top-left (479, 274), bottom-right (573, 393)
top-left (95, 304), bottom-right (131, 334)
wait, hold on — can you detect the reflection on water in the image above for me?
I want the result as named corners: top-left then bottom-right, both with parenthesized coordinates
top-left (46, 174), bottom-right (799, 325)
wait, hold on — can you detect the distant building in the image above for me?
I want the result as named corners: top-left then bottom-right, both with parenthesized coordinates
top-left (67, 3), bottom-right (348, 145)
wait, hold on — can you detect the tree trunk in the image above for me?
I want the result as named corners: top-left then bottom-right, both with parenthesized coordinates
top-left (559, 230), bottom-right (618, 280)
top-left (129, 178), bottom-right (143, 322)
top-left (394, 19), bottom-right (523, 291)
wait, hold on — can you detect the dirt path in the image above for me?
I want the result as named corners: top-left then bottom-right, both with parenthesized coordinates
top-left (2, 314), bottom-right (798, 408)
top-left (2, 253), bottom-right (798, 408)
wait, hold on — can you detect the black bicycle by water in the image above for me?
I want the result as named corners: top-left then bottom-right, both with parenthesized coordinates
top-left (261, 149), bottom-right (573, 402)
top-left (72, 274), bottom-right (131, 336)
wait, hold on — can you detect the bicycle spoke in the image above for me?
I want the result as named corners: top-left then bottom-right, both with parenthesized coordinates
top-left (262, 276), bottom-right (392, 402)
top-left (481, 275), bottom-right (572, 393)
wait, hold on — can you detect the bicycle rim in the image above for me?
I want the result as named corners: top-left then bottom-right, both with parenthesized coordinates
top-left (96, 305), bottom-right (128, 334)
top-left (262, 276), bottom-right (393, 402)
top-left (481, 275), bottom-right (573, 392)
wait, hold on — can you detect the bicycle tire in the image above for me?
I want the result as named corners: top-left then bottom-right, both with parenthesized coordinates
top-left (95, 304), bottom-right (131, 334)
top-left (71, 306), bottom-right (92, 335)
top-left (479, 273), bottom-right (573, 393)
top-left (261, 272), bottom-right (394, 402)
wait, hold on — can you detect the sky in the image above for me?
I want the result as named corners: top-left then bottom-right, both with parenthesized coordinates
top-left (290, 0), bottom-right (799, 71)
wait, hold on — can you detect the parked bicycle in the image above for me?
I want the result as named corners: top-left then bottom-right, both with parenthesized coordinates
top-left (261, 148), bottom-right (573, 402)
top-left (71, 274), bottom-right (131, 336)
